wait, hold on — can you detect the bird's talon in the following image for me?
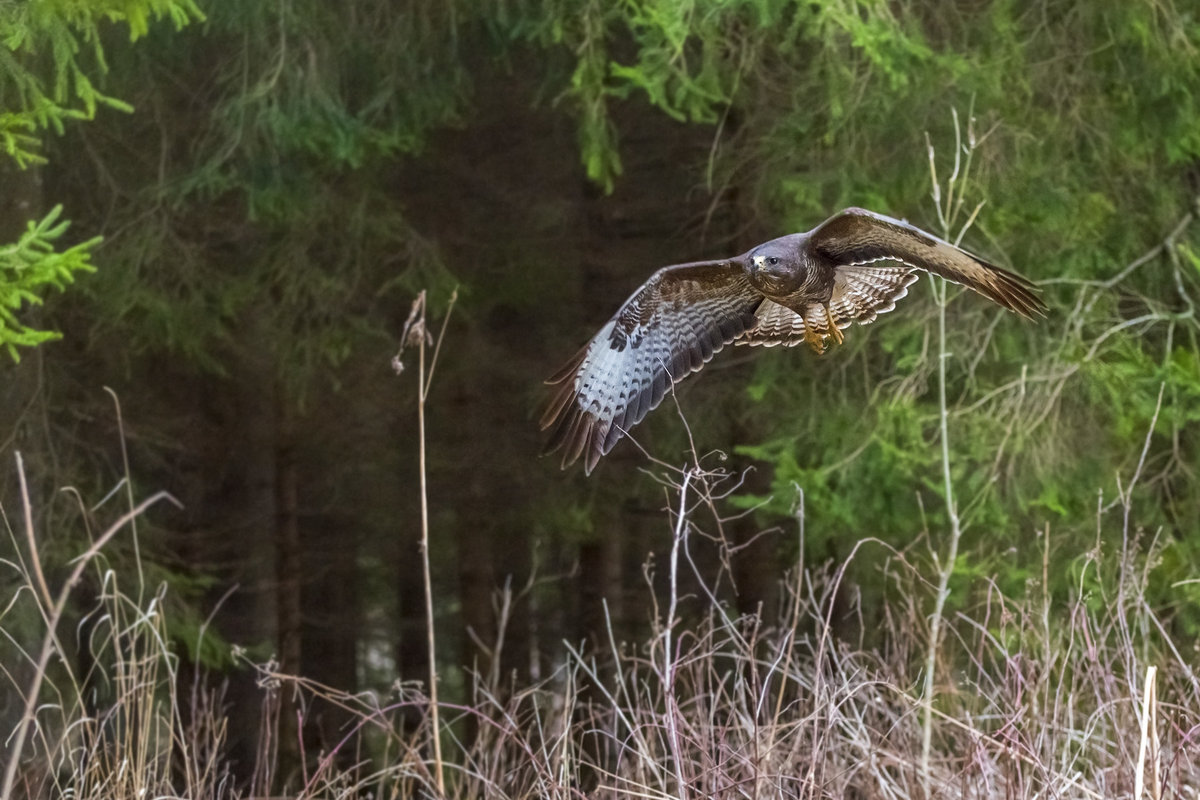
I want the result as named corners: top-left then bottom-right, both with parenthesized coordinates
top-left (824, 305), bottom-right (844, 346)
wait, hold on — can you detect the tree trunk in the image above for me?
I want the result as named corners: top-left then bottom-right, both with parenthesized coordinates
top-left (458, 465), bottom-right (497, 677)
top-left (301, 510), bottom-right (359, 764)
top-left (577, 533), bottom-right (623, 654)
top-left (273, 409), bottom-right (302, 785)
top-left (197, 323), bottom-right (277, 791)
top-left (395, 527), bottom-right (427, 695)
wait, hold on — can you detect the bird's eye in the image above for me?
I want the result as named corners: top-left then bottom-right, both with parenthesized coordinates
top-left (768, 256), bottom-right (780, 266)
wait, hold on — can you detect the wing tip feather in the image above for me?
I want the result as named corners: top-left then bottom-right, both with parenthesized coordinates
top-left (979, 262), bottom-right (1049, 320)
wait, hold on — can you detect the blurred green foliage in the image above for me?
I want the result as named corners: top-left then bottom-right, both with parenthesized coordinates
top-left (0, 0), bottom-right (202, 360)
top-left (1, 0), bottom-right (203, 166)
top-left (79, 0), bottom-right (467, 390)
top-left (0, 206), bottom-right (98, 359)
top-left (7, 0), bottom-right (1200, 663)
top-left (519, 0), bottom-right (1200, 632)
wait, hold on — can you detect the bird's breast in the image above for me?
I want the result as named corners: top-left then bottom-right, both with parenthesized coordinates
top-left (755, 267), bottom-right (836, 311)
top-left (752, 265), bottom-right (824, 298)
top-left (750, 268), bottom-right (799, 296)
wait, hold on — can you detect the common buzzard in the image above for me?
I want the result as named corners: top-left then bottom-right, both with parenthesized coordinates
top-left (541, 207), bottom-right (1046, 473)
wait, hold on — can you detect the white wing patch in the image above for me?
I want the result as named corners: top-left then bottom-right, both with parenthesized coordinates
top-left (541, 266), bottom-right (761, 473)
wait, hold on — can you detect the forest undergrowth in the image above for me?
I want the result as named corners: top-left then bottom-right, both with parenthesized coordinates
top-left (2, 448), bottom-right (1197, 800)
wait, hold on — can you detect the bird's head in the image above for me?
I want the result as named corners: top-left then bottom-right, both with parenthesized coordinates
top-left (748, 237), bottom-right (804, 295)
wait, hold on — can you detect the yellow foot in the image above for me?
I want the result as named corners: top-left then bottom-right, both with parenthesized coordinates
top-left (824, 304), bottom-right (844, 346)
top-left (803, 324), bottom-right (826, 354)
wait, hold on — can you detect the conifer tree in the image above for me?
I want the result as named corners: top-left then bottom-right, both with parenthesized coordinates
top-left (0, 0), bottom-right (201, 359)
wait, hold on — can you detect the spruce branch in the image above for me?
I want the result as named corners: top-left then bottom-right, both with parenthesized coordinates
top-left (0, 205), bottom-right (100, 361)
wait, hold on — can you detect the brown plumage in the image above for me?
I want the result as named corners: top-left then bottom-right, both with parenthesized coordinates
top-left (542, 207), bottom-right (1047, 473)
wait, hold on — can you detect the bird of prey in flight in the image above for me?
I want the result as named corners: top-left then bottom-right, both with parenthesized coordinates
top-left (541, 207), bottom-right (1046, 474)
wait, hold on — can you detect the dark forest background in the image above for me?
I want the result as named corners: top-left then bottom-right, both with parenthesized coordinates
top-left (3, 1), bottom-right (1199, 795)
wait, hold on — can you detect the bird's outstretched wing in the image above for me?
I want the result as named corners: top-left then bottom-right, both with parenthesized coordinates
top-left (810, 207), bottom-right (1047, 318)
top-left (738, 265), bottom-right (920, 347)
top-left (541, 260), bottom-right (762, 474)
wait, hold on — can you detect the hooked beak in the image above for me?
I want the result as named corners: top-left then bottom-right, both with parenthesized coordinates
top-left (751, 255), bottom-right (786, 278)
